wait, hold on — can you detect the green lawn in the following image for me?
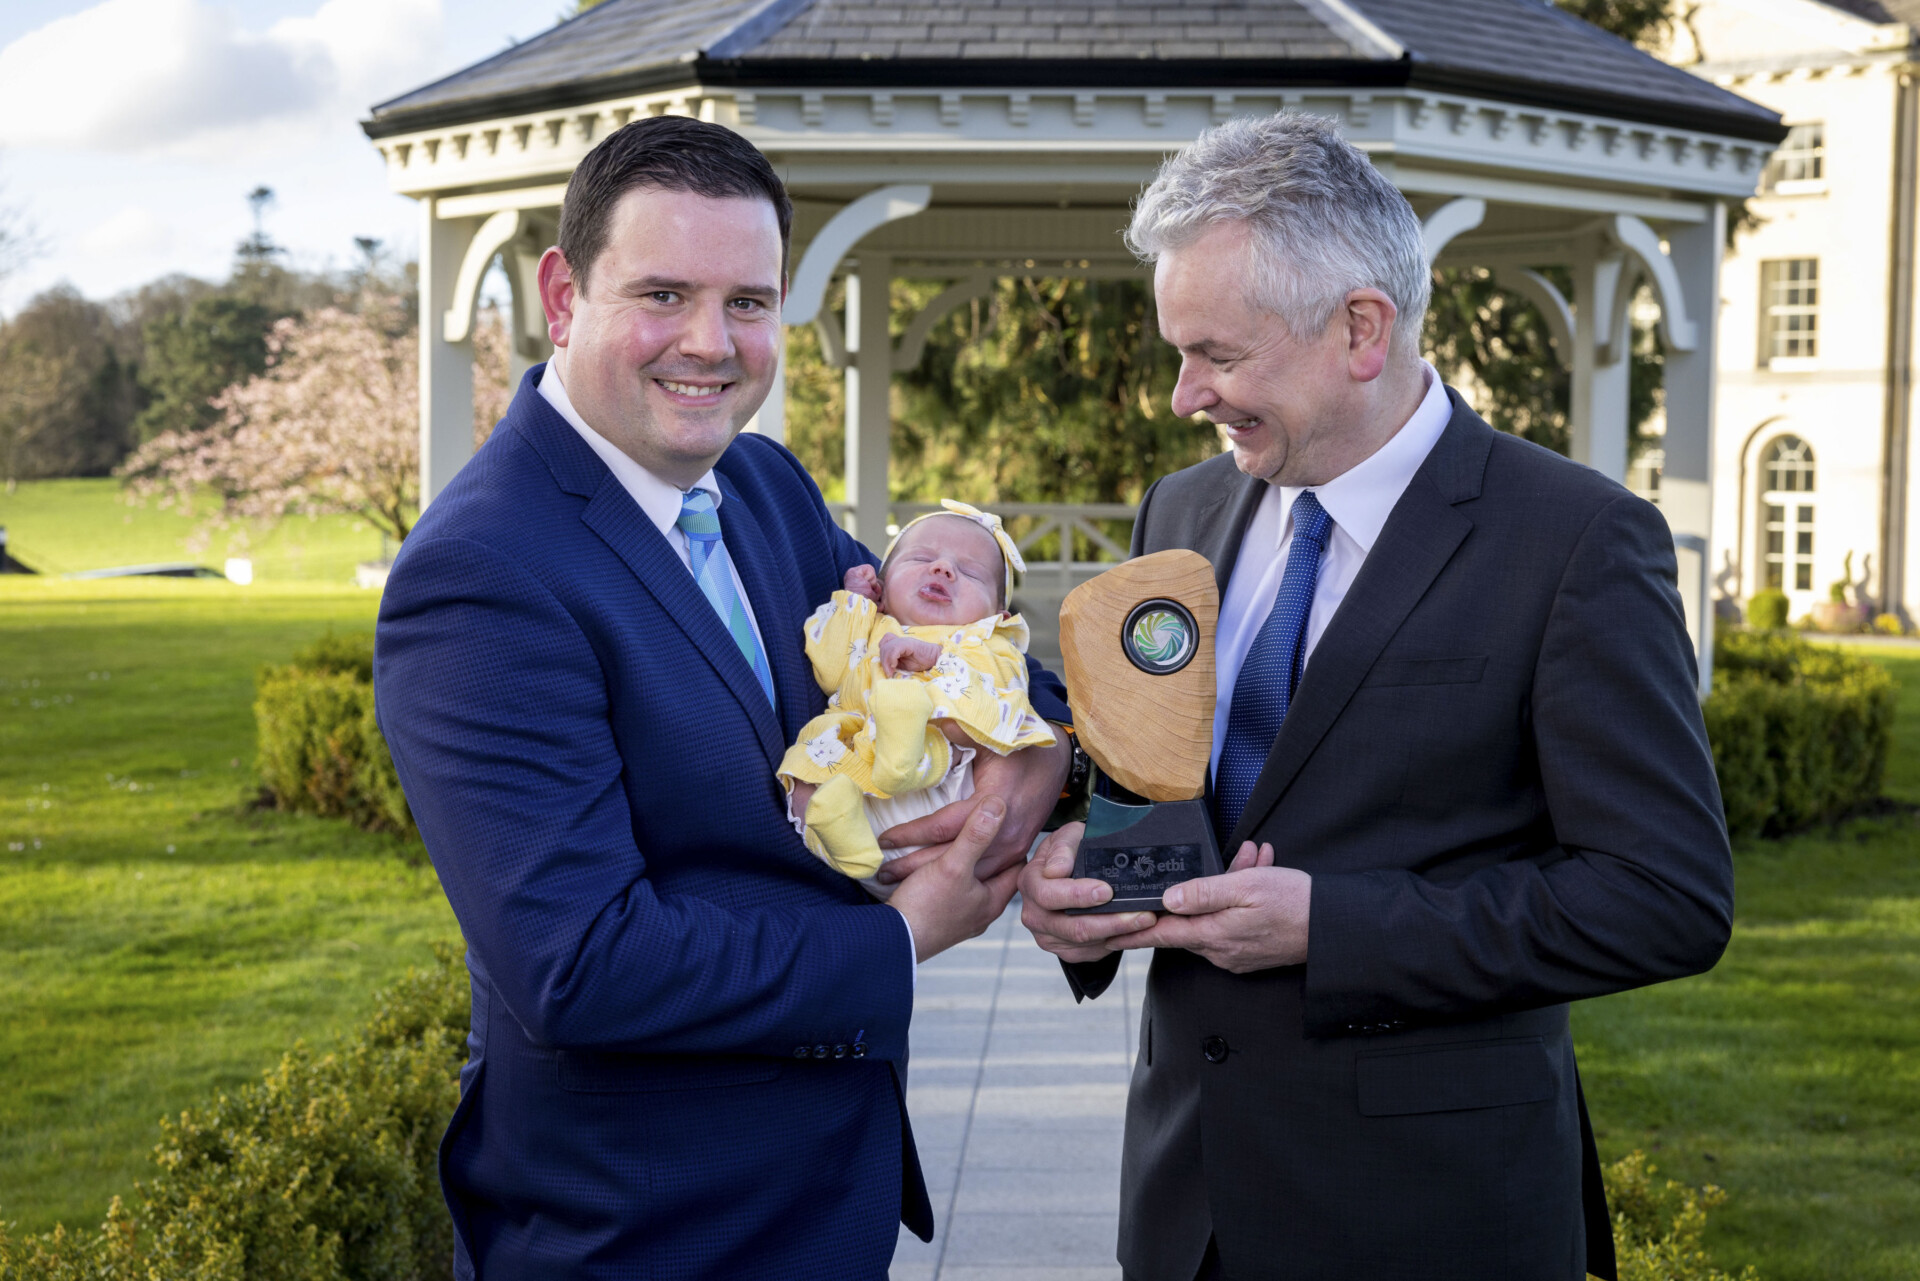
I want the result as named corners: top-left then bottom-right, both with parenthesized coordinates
top-left (0, 577), bottom-right (454, 1234)
top-left (1577, 647), bottom-right (1920, 1281)
top-left (0, 477), bottom-right (389, 582)
top-left (3, 557), bottom-right (1920, 1277)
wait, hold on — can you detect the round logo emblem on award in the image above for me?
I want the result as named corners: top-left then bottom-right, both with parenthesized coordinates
top-left (1122, 599), bottom-right (1198, 676)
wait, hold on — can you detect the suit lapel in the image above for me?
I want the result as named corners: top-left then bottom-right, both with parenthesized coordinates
top-left (579, 475), bottom-right (789, 766)
top-left (1195, 469), bottom-right (1268, 599)
top-left (1226, 400), bottom-right (1490, 849)
top-left (715, 474), bottom-right (819, 746)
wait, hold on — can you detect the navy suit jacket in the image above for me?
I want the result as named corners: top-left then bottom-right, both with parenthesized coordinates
top-left (375, 367), bottom-right (1068, 1280)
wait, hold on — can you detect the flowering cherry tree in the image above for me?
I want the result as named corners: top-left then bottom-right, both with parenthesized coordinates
top-left (121, 295), bottom-right (511, 545)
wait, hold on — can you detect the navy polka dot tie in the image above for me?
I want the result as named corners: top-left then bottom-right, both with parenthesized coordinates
top-left (1215, 490), bottom-right (1334, 838)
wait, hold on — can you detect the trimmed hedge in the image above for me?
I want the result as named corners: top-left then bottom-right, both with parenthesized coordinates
top-left (1705, 630), bottom-right (1895, 839)
top-left (256, 632), bottom-right (413, 839)
top-left (0, 946), bottom-right (468, 1281)
top-left (0, 943), bottom-right (1751, 1281)
top-left (1607, 1151), bottom-right (1758, 1281)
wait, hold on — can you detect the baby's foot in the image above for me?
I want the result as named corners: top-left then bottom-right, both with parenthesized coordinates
top-left (802, 775), bottom-right (884, 879)
top-left (870, 680), bottom-right (948, 794)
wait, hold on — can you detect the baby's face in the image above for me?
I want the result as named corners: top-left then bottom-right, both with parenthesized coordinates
top-left (881, 516), bottom-right (1004, 628)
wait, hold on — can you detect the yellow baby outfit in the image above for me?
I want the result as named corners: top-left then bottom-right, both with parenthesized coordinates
top-left (778, 589), bottom-right (1057, 881)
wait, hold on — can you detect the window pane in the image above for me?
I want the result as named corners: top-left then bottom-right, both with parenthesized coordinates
top-left (1768, 504), bottom-right (1785, 521)
top-left (1798, 505), bottom-right (1814, 522)
top-left (1766, 563), bottom-right (1784, 589)
top-left (1797, 531), bottom-right (1813, 555)
top-left (1796, 563), bottom-right (1813, 590)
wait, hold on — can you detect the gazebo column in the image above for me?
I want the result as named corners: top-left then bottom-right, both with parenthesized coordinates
top-left (1661, 205), bottom-right (1728, 694)
top-left (505, 219), bottom-right (555, 386)
top-left (844, 255), bottom-right (894, 544)
top-left (1569, 252), bottom-right (1632, 482)
top-left (420, 200), bottom-right (478, 507)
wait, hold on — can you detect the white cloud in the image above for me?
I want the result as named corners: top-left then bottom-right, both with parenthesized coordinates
top-left (76, 206), bottom-right (174, 258)
top-left (0, 0), bottom-right (442, 154)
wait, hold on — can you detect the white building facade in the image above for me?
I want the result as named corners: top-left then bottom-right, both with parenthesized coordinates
top-left (1675, 0), bottom-right (1919, 620)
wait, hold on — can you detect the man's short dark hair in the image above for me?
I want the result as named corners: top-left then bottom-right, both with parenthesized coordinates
top-left (557, 116), bottom-right (793, 295)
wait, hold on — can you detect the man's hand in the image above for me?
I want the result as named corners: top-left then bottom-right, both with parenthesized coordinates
top-left (844, 564), bottom-right (883, 603)
top-left (888, 795), bottom-right (1023, 961)
top-left (878, 633), bottom-right (943, 677)
top-left (1017, 821), bottom-right (1157, 963)
top-left (1108, 841), bottom-right (1313, 973)
top-left (873, 724), bottom-right (1072, 884)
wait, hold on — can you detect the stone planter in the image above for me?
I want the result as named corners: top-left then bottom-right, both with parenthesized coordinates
top-left (1811, 601), bottom-right (1869, 633)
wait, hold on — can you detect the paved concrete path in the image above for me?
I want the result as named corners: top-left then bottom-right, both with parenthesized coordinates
top-left (890, 897), bottom-right (1148, 1281)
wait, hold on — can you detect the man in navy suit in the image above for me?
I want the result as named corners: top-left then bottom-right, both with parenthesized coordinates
top-left (1020, 114), bottom-right (1733, 1280)
top-left (375, 117), bottom-right (1071, 1279)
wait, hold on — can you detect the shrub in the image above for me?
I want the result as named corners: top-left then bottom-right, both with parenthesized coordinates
top-left (1873, 613), bottom-right (1906, 636)
top-left (1705, 630), bottom-right (1895, 839)
top-left (256, 632), bottom-right (413, 838)
top-left (1605, 1150), bottom-right (1758, 1281)
top-left (0, 945), bottom-right (469, 1281)
top-left (1746, 589), bottom-right (1789, 631)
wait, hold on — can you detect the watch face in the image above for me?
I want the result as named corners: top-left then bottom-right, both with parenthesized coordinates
top-left (1122, 598), bottom-right (1198, 676)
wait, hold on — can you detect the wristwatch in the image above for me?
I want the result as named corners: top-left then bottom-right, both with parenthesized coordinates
top-left (1047, 722), bottom-right (1093, 829)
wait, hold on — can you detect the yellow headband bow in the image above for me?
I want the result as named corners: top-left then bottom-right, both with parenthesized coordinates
top-left (883, 499), bottom-right (1026, 600)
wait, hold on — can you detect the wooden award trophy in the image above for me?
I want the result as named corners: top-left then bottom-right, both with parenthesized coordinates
top-left (1059, 549), bottom-right (1223, 914)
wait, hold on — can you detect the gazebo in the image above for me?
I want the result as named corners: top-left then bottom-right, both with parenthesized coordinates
top-left (363, 0), bottom-right (1782, 685)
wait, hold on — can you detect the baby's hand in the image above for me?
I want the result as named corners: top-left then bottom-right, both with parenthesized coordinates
top-left (844, 564), bottom-right (883, 604)
top-left (879, 633), bottom-right (943, 677)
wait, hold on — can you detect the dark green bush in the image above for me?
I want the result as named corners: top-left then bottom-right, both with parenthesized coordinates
top-left (0, 946), bottom-right (468, 1281)
top-left (1746, 589), bottom-right (1790, 631)
top-left (1705, 630), bottom-right (1894, 839)
top-left (256, 633), bottom-right (412, 838)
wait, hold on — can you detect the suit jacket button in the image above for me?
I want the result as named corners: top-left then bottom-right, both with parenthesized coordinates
top-left (851, 1042), bottom-right (868, 1058)
top-left (813, 1044), bottom-right (829, 1059)
top-left (833, 1044), bottom-right (848, 1059)
top-left (1202, 1035), bottom-right (1229, 1064)
top-left (793, 1046), bottom-right (809, 1059)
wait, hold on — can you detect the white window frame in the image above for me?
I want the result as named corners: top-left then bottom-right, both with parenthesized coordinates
top-left (1758, 436), bottom-right (1817, 599)
top-left (1766, 122), bottom-right (1827, 196)
top-left (1760, 258), bottom-right (1820, 369)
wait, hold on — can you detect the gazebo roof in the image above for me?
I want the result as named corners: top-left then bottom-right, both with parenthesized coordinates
top-left (365, 0), bottom-right (1782, 142)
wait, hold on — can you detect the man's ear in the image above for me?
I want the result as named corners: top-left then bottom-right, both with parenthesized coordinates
top-left (538, 247), bottom-right (577, 349)
top-left (1344, 288), bottom-right (1399, 383)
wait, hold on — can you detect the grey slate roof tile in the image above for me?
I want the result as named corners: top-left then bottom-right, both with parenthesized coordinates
top-left (365, 0), bottom-right (1782, 142)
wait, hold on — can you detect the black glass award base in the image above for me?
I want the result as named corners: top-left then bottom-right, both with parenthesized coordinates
top-left (1066, 793), bottom-right (1223, 914)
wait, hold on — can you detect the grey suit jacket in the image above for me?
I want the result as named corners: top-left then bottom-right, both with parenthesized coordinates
top-left (1069, 392), bottom-right (1733, 1281)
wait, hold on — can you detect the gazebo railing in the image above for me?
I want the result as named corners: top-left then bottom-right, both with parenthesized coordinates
top-left (824, 501), bottom-right (1138, 582)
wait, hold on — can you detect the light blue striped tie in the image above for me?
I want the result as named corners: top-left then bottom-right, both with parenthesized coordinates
top-left (676, 489), bottom-right (776, 707)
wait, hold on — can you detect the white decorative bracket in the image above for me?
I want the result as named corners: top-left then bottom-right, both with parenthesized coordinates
top-left (813, 309), bottom-right (848, 369)
top-left (1420, 197), bottom-right (1486, 262)
top-left (784, 184), bottom-right (932, 327)
top-left (893, 270), bottom-right (996, 370)
top-left (1489, 265), bottom-right (1576, 363)
top-left (1609, 214), bottom-right (1698, 352)
top-left (442, 209), bottom-right (521, 344)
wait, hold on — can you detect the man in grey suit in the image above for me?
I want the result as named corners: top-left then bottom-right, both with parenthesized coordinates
top-left (1020, 114), bottom-right (1733, 1281)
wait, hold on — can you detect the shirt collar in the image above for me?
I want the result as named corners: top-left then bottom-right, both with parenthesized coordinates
top-left (538, 362), bottom-right (721, 540)
top-left (1277, 361), bottom-right (1451, 553)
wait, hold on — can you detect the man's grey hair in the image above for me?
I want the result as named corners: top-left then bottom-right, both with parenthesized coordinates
top-left (1126, 112), bottom-right (1431, 349)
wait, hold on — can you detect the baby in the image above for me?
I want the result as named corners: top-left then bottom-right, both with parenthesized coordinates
top-left (780, 500), bottom-right (1058, 897)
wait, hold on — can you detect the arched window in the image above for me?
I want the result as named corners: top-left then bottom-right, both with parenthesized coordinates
top-left (1760, 435), bottom-right (1816, 592)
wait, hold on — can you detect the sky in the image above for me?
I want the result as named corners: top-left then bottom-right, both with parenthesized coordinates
top-left (0, 0), bottom-right (561, 315)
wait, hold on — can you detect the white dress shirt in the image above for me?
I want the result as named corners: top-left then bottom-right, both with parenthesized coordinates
top-left (538, 363), bottom-right (769, 658)
top-left (1210, 362), bottom-right (1453, 777)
